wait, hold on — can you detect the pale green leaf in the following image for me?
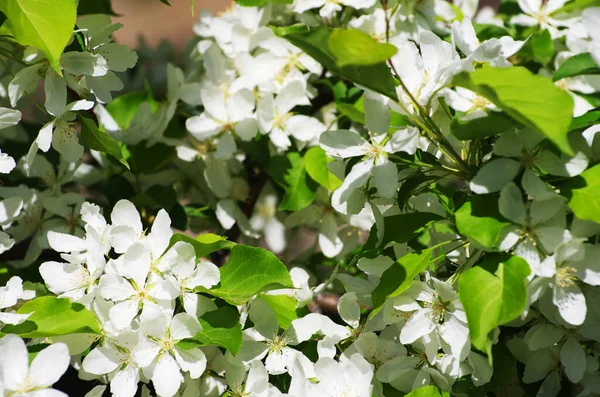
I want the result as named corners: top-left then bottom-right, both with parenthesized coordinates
top-left (453, 66), bottom-right (574, 155)
top-left (193, 306), bottom-right (243, 356)
top-left (553, 52), bottom-right (600, 81)
top-left (200, 245), bottom-right (294, 305)
top-left (564, 163), bottom-right (600, 223)
top-left (304, 146), bottom-right (342, 191)
top-left (168, 233), bottom-right (235, 259)
top-left (257, 294), bottom-right (298, 329)
top-left (1, 296), bottom-right (101, 338)
top-left (5, 0), bottom-right (77, 75)
top-left (455, 194), bottom-right (512, 250)
top-left (328, 29), bottom-right (397, 67)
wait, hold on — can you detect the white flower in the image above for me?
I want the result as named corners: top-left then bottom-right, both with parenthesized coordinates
top-left (390, 31), bottom-right (460, 113)
top-left (312, 353), bottom-right (374, 397)
top-left (320, 126), bottom-right (419, 214)
top-left (441, 87), bottom-right (499, 121)
top-left (533, 240), bottom-right (600, 325)
top-left (258, 80), bottom-right (325, 151)
top-left (0, 335), bottom-right (70, 397)
top-left (293, 0), bottom-right (377, 19)
top-left (0, 276), bottom-right (35, 326)
top-left (451, 18), bottom-right (524, 68)
top-left (250, 187), bottom-right (286, 254)
top-left (583, 7), bottom-right (600, 66)
top-left (185, 84), bottom-right (258, 159)
top-left (98, 242), bottom-right (179, 330)
top-left (511, 0), bottom-right (576, 38)
top-left (82, 330), bottom-right (141, 397)
top-left (395, 279), bottom-right (470, 361)
top-left (133, 312), bottom-right (206, 397)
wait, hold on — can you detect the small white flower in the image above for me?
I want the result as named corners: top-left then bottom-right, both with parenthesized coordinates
top-left (0, 335), bottom-right (70, 397)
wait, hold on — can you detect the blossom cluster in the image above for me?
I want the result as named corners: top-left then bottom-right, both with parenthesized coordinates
top-left (1, 0), bottom-right (600, 396)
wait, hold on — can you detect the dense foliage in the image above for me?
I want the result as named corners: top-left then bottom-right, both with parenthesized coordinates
top-left (0, 0), bottom-right (600, 396)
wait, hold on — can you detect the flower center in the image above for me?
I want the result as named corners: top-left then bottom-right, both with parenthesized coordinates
top-left (555, 266), bottom-right (578, 288)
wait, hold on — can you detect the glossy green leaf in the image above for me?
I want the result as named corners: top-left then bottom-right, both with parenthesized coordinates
top-left (1, 296), bottom-right (101, 338)
top-left (4, 0), bottom-right (76, 75)
top-left (273, 25), bottom-right (398, 100)
top-left (168, 233), bottom-right (235, 259)
top-left (193, 306), bottom-right (243, 356)
top-left (202, 245), bottom-right (294, 305)
top-left (553, 0), bottom-right (600, 14)
top-left (257, 294), bottom-right (298, 329)
top-left (79, 115), bottom-right (130, 169)
top-left (364, 212), bottom-right (444, 251)
top-left (451, 113), bottom-right (518, 140)
top-left (371, 248), bottom-right (433, 316)
top-left (569, 107), bottom-right (600, 131)
top-left (106, 91), bottom-right (156, 130)
top-left (328, 29), bottom-right (397, 67)
top-left (336, 102), bottom-right (366, 124)
top-left (454, 66), bottom-right (574, 154)
top-left (564, 163), bottom-right (600, 223)
top-left (455, 195), bottom-right (513, 250)
top-left (529, 29), bottom-right (555, 65)
top-left (268, 152), bottom-right (317, 212)
top-left (459, 255), bottom-right (530, 354)
top-left (405, 386), bottom-right (443, 397)
top-left (553, 52), bottom-right (600, 81)
top-left (304, 146), bottom-right (343, 191)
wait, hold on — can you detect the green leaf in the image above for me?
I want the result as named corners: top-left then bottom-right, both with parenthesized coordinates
top-left (128, 142), bottom-right (175, 174)
top-left (336, 102), bottom-right (366, 124)
top-left (529, 29), bottom-right (555, 65)
top-left (106, 91), bottom-right (156, 130)
top-left (236, 0), bottom-right (292, 5)
top-left (553, 0), bottom-right (600, 14)
top-left (455, 194), bottom-right (512, 250)
top-left (79, 115), bottom-right (130, 169)
top-left (158, 0), bottom-right (171, 5)
top-left (459, 255), bottom-right (530, 354)
top-left (193, 306), bottom-right (243, 355)
top-left (405, 386), bottom-right (443, 397)
top-left (77, 0), bottom-right (117, 15)
top-left (569, 107), bottom-right (600, 131)
top-left (273, 25), bottom-right (398, 100)
top-left (397, 174), bottom-right (439, 211)
top-left (371, 248), bottom-right (433, 315)
top-left (168, 233), bottom-right (235, 259)
top-left (564, 163), bottom-right (600, 223)
top-left (268, 152), bottom-right (317, 212)
top-left (1, 296), bottom-right (101, 337)
top-left (4, 0), bottom-right (77, 75)
top-left (553, 52), bottom-right (600, 82)
top-left (364, 212), bottom-right (444, 251)
top-left (451, 113), bottom-right (518, 141)
top-left (328, 29), bottom-right (397, 67)
top-left (257, 294), bottom-right (298, 329)
top-left (304, 146), bottom-right (343, 191)
top-left (453, 66), bottom-right (574, 155)
top-left (203, 245), bottom-right (294, 306)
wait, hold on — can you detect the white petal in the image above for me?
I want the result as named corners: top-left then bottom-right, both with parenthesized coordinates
top-left (174, 347), bottom-right (207, 379)
top-left (0, 334), bottom-right (28, 390)
top-left (82, 346), bottom-right (121, 375)
top-left (146, 209), bottom-right (172, 259)
top-left (111, 200), bottom-right (143, 235)
top-left (320, 130), bottom-right (371, 158)
top-left (29, 342), bottom-right (70, 387)
top-left (47, 231), bottom-right (86, 252)
top-left (171, 313), bottom-right (202, 340)
top-left (338, 292), bottom-right (360, 329)
top-left (400, 309), bottom-right (436, 344)
top-left (373, 155), bottom-right (398, 198)
top-left (0, 107), bottom-right (22, 130)
top-left (152, 353), bottom-right (183, 397)
top-left (553, 284), bottom-right (586, 325)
